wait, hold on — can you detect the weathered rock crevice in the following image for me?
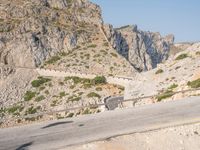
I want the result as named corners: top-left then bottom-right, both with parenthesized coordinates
top-left (103, 24), bottom-right (174, 71)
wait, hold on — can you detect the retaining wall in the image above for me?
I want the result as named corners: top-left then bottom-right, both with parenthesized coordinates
top-left (36, 68), bottom-right (133, 87)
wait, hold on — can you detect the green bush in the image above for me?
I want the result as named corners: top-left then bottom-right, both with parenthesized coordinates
top-left (155, 69), bottom-right (164, 74)
top-left (82, 108), bottom-right (91, 115)
top-left (65, 76), bottom-right (82, 84)
top-left (7, 105), bottom-right (24, 114)
top-left (87, 92), bottom-right (101, 98)
top-left (31, 77), bottom-right (51, 87)
top-left (92, 76), bottom-right (106, 85)
top-left (87, 44), bottom-right (97, 48)
top-left (187, 78), bottom-right (200, 88)
top-left (156, 90), bottom-right (174, 102)
top-left (46, 55), bottom-right (61, 64)
top-left (35, 95), bottom-right (45, 102)
top-left (175, 53), bottom-right (188, 60)
top-left (59, 92), bottom-right (66, 98)
top-left (25, 106), bottom-right (39, 115)
top-left (168, 84), bottom-right (178, 90)
top-left (24, 91), bottom-right (36, 101)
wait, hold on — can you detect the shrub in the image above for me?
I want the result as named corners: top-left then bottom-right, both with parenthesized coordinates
top-left (87, 92), bottom-right (101, 98)
top-left (103, 42), bottom-right (109, 47)
top-left (196, 51), bottom-right (200, 55)
top-left (85, 66), bottom-right (89, 69)
top-left (68, 95), bottom-right (81, 102)
top-left (155, 69), bottom-right (164, 74)
top-left (87, 44), bottom-right (97, 48)
top-left (59, 82), bottom-right (64, 86)
top-left (82, 108), bottom-right (91, 115)
top-left (39, 86), bottom-right (45, 91)
top-left (31, 77), bottom-right (51, 87)
top-left (35, 95), bottom-right (45, 102)
top-left (95, 87), bottom-right (102, 91)
top-left (46, 55), bottom-right (61, 64)
top-left (78, 92), bottom-right (84, 95)
top-left (118, 86), bottom-right (125, 91)
top-left (100, 50), bottom-right (108, 55)
top-left (60, 52), bottom-right (67, 57)
top-left (70, 85), bottom-right (75, 89)
top-left (67, 113), bottom-right (74, 118)
top-left (175, 53), bottom-right (188, 60)
top-left (168, 84), bottom-right (178, 90)
top-left (83, 83), bottom-right (92, 89)
top-left (59, 92), bottom-right (66, 98)
top-left (7, 105), bottom-right (24, 114)
top-left (51, 100), bottom-right (58, 107)
top-left (24, 91), bottom-right (36, 101)
top-left (110, 53), bottom-right (118, 58)
top-left (156, 90), bottom-right (174, 102)
top-left (92, 76), bottom-right (106, 85)
top-left (65, 76), bottom-right (82, 84)
top-left (187, 78), bottom-right (200, 88)
top-left (44, 90), bottom-right (49, 95)
top-left (25, 106), bottom-right (39, 115)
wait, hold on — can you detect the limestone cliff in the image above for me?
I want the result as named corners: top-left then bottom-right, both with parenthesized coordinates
top-left (103, 24), bottom-right (174, 71)
top-left (0, 0), bottom-right (102, 67)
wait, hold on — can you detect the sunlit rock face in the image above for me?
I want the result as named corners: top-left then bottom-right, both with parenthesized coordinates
top-left (0, 0), bottom-right (102, 67)
top-left (104, 24), bottom-right (174, 71)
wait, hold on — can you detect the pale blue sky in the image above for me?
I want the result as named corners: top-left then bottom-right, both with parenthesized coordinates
top-left (91, 0), bottom-right (200, 43)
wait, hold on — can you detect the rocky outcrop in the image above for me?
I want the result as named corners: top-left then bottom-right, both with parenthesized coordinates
top-left (0, 0), bottom-right (102, 67)
top-left (103, 24), bottom-right (174, 71)
top-left (0, 64), bottom-right (15, 79)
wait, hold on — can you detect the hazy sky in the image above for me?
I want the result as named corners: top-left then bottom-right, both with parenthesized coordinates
top-left (91, 0), bottom-right (200, 43)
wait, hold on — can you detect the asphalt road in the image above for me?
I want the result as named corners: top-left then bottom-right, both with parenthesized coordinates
top-left (1, 96), bottom-right (200, 150)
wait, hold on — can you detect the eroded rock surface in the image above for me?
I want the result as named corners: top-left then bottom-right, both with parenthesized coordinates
top-left (103, 24), bottom-right (174, 71)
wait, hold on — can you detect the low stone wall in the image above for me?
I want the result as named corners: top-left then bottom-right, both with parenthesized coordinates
top-left (36, 68), bottom-right (133, 87)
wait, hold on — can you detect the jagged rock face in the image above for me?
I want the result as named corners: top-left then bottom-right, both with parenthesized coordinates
top-left (0, 0), bottom-right (102, 67)
top-left (104, 25), bottom-right (174, 71)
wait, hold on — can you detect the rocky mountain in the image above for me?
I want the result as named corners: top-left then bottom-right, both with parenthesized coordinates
top-left (0, 0), bottom-right (102, 67)
top-left (0, 0), bottom-right (184, 128)
top-left (103, 24), bottom-right (174, 71)
top-left (0, 0), bottom-right (174, 73)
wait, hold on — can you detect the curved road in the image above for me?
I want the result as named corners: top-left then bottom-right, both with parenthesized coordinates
top-left (0, 96), bottom-right (200, 150)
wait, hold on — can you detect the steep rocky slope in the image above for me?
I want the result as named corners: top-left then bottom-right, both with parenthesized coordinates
top-left (0, 0), bottom-right (102, 67)
top-left (0, 0), bottom-right (174, 74)
top-left (125, 42), bottom-right (200, 106)
top-left (104, 24), bottom-right (174, 71)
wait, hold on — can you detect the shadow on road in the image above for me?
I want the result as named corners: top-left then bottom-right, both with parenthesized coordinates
top-left (15, 142), bottom-right (33, 150)
top-left (41, 121), bottom-right (73, 129)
